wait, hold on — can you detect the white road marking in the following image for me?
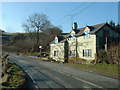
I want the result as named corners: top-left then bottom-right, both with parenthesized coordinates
top-left (71, 75), bottom-right (104, 89)
top-left (25, 71), bottom-right (38, 89)
top-left (52, 68), bottom-right (104, 89)
top-left (35, 85), bottom-right (38, 88)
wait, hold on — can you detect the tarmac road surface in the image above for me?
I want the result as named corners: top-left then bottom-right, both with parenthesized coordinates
top-left (8, 54), bottom-right (119, 89)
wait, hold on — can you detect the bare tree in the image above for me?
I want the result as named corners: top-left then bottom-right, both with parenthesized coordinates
top-left (22, 13), bottom-right (52, 51)
top-left (43, 27), bottom-right (62, 36)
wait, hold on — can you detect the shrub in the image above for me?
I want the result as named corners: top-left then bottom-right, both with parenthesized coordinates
top-left (107, 44), bottom-right (119, 64)
top-left (97, 50), bottom-right (109, 64)
top-left (68, 57), bottom-right (76, 63)
top-left (2, 54), bottom-right (9, 60)
top-left (38, 52), bottom-right (48, 57)
top-left (48, 58), bottom-right (56, 62)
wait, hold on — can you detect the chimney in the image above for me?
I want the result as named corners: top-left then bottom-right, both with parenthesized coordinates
top-left (72, 22), bottom-right (77, 30)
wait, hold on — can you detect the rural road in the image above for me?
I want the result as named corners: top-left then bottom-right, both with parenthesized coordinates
top-left (8, 54), bottom-right (119, 89)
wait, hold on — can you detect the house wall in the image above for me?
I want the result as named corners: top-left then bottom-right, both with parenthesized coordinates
top-left (84, 27), bottom-right (90, 32)
top-left (67, 30), bottom-right (76, 57)
top-left (50, 43), bottom-right (65, 62)
top-left (77, 34), bottom-right (96, 62)
top-left (67, 39), bottom-right (76, 56)
top-left (70, 30), bottom-right (76, 34)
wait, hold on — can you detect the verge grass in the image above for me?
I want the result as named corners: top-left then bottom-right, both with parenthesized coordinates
top-left (64, 63), bottom-right (119, 77)
top-left (22, 52), bottom-right (39, 56)
top-left (2, 61), bottom-right (25, 89)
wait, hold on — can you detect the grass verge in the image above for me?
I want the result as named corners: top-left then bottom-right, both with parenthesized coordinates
top-left (20, 52), bottom-right (40, 56)
top-left (64, 63), bottom-right (119, 78)
top-left (2, 60), bottom-right (26, 89)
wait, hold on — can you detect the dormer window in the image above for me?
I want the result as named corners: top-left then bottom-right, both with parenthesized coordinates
top-left (54, 37), bottom-right (58, 44)
top-left (84, 31), bottom-right (90, 39)
top-left (71, 33), bottom-right (75, 37)
top-left (84, 26), bottom-right (91, 39)
top-left (54, 39), bottom-right (58, 44)
top-left (70, 33), bottom-right (76, 40)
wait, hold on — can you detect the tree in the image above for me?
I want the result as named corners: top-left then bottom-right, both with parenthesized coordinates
top-left (22, 13), bottom-right (52, 51)
top-left (43, 27), bottom-right (62, 36)
top-left (115, 23), bottom-right (120, 34)
top-left (13, 37), bottom-right (35, 53)
top-left (109, 20), bottom-right (120, 34)
top-left (33, 27), bottom-right (62, 53)
top-left (109, 20), bottom-right (115, 28)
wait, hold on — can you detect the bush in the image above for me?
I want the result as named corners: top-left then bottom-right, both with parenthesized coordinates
top-left (48, 58), bottom-right (56, 62)
top-left (107, 44), bottom-right (119, 64)
top-left (68, 57), bottom-right (76, 63)
top-left (37, 52), bottom-right (48, 57)
top-left (97, 50), bottom-right (109, 64)
top-left (2, 54), bottom-right (9, 60)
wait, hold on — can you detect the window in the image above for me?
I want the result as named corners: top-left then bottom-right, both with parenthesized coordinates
top-left (54, 39), bottom-right (58, 44)
top-left (83, 49), bottom-right (91, 57)
top-left (70, 34), bottom-right (76, 40)
top-left (71, 33), bottom-right (75, 36)
top-left (84, 31), bottom-right (90, 39)
top-left (54, 51), bottom-right (58, 56)
top-left (69, 50), bottom-right (76, 57)
top-left (70, 36), bottom-right (76, 40)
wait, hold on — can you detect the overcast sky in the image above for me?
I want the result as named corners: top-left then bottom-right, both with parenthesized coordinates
top-left (1, 2), bottom-right (118, 33)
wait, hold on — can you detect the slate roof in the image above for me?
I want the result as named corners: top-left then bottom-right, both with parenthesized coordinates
top-left (50, 33), bottom-right (69, 44)
top-left (74, 29), bottom-right (80, 34)
top-left (75, 23), bottom-right (107, 36)
top-left (57, 35), bottom-right (65, 42)
top-left (52, 22), bottom-right (111, 43)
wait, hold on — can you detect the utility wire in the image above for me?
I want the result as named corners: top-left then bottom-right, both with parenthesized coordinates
top-left (72, 2), bottom-right (96, 17)
top-left (58, 2), bottom-right (96, 26)
top-left (70, 2), bottom-right (86, 14)
top-left (54, 1), bottom-right (87, 25)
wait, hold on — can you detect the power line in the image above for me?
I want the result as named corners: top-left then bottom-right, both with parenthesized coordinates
top-left (70, 2), bottom-right (86, 14)
top-left (54, 2), bottom-right (87, 25)
top-left (72, 2), bottom-right (96, 17)
top-left (58, 2), bottom-right (96, 26)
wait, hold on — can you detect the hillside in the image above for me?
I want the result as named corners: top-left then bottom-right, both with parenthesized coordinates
top-left (1, 32), bottom-right (68, 53)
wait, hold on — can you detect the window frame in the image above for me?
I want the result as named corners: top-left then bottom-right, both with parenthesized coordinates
top-left (54, 50), bottom-right (58, 56)
top-left (84, 31), bottom-right (90, 39)
top-left (54, 39), bottom-right (58, 44)
top-left (83, 49), bottom-right (92, 57)
top-left (69, 50), bottom-right (76, 57)
top-left (70, 34), bottom-right (76, 40)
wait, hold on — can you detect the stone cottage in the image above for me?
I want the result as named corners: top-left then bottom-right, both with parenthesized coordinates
top-left (50, 22), bottom-right (120, 63)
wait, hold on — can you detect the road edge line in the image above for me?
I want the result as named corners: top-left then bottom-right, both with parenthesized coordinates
top-left (25, 71), bottom-right (39, 89)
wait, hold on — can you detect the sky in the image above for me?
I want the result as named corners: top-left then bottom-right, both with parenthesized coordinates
top-left (0, 1), bottom-right (119, 33)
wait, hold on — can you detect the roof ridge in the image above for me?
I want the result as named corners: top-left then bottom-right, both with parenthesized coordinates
top-left (91, 22), bottom-right (107, 27)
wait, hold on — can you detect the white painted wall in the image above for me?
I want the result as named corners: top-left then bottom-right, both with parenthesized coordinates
top-left (77, 34), bottom-right (96, 62)
top-left (50, 42), bottom-right (65, 62)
